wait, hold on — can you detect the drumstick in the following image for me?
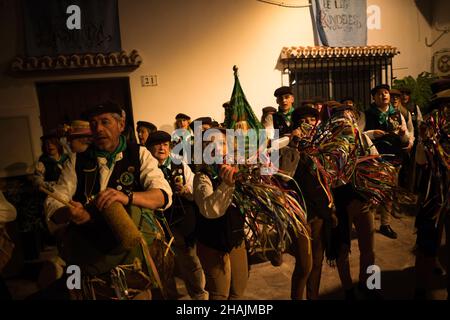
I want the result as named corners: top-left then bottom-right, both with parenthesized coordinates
top-left (39, 186), bottom-right (75, 209)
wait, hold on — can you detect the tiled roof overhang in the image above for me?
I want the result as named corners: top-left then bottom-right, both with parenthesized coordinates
top-left (281, 45), bottom-right (399, 60)
top-left (9, 50), bottom-right (142, 76)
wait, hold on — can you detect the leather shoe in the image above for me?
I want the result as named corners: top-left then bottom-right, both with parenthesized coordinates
top-left (379, 225), bottom-right (397, 239)
top-left (267, 251), bottom-right (283, 267)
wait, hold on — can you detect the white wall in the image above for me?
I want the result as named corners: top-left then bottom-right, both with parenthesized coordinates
top-left (0, 0), bottom-right (436, 170)
top-left (429, 0), bottom-right (450, 76)
top-left (120, 0), bottom-right (314, 130)
top-left (368, 0), bottom-right (432, 79)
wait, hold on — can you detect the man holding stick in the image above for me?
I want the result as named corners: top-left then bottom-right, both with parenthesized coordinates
top-left (43, 102), bottom-right (172, 300)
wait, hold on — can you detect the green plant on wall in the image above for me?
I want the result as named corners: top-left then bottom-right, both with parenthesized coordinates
top-left (393, 72), bottom-right (438, 114)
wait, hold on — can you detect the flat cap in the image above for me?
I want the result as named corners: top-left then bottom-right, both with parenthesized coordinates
top-left (175, 113), bottom-right (191, 120)
top-left (137, 121), bottom-right (157, 132)
top-left (292, 106), bottom-right (319, 125)
top-left (370, 84), bottom-right (390, 97)
top-left (83, 101), bottom-right (123, 119)
top-left (145, 130), bottom-right (171, 147)
top-left (274, 86), bottom-right (293, 97)
top-left (262, 106), bottom-right (277, 114)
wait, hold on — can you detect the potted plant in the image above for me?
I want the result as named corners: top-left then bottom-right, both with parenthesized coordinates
top-left (392, 72), bottom-right (438, 115)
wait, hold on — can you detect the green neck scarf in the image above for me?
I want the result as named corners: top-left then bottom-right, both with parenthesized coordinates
top-left (279, 106), bottom-right (295, 123)
top-left (372, 104), bottom-right (397, 126)
top-left (94, 135), bottom-right (127, 168)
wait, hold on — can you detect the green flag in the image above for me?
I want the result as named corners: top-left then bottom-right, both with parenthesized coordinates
top-left (224, 66), bottom-right (263, 131)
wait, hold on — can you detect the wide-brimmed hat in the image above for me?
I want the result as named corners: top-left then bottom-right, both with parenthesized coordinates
top-left (68, 120), bottom-right (92, 138)
top-left (430, 79), bottom-right (450, 107)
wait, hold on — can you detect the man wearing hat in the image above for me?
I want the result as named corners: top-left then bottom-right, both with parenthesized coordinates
top-left (363, 84), bottom-right (411, 239)
top-left (44, 101), bottom-right (173, 300)
top-left (66, 120), bottom-right (93, 154)
top-left (390, 89), bottom-right (415, 150)
top-left (414, 79), bottom-right (450, 299)
top-left (172, 113), bottom-right (193, 147)
top-left (262, 86), bottom-right (296, 138)
top-left (33, 130), bottom-right (69, 191)
top-left (146, 131), bottom-right (208, 300)
top-left (293, 106), bottom-right (320, 127)
top-left (312, 97), bottom-right (326, 114)
top-left (400, 87), bottom-right (424, 193)
top-left (190, 117), bottom-right (213, 132)
top-left (288, 105), bottom-right (333, 300)
top-left (400, 87), bottom-right (423, 138)
top-left (174, 113), bottom-right (191, 129)
top-left (136, 121), bottom-right (157, 146)
top-left (260, 106), bottom-right (277, 124)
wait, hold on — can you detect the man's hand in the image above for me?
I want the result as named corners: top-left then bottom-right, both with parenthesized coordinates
top-left (372, 129), bottom-right (386, 138)
top-left (398, 127), bottom-right (406, 136)
top-left (291, 128), bottom-right (302, 139)
top-left (68, 201), bottom-right (91, 225)
top-left (219, 164), bottom-right (237, 186)
top-left (175, 183), bottom-right (190, 195)
top-left (95, 188), bottom-right (128, 211)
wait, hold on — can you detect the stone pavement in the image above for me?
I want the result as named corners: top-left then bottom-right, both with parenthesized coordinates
top-left (5, 212), bottom-right (448, 300)
top-left (241, 214), bottom-right (448, 300)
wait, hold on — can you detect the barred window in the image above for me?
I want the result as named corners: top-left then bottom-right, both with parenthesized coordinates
top-left (280, 46), bottom-right (399, 109)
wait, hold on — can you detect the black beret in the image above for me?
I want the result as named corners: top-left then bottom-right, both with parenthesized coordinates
top-left (192, 117), bottom-right (212, 125)
top-left (175, 113), bottom-right (191, 120)
top-left (145, 130), bottom-right (171, 147)
top-left (262, 106), bottom-right (277, 114)
top-left (189, 117), bottom-right (213, 131)
top-left (83, 101), bottom-right (123, 119)
top-left (370, 84), bottom-right (390, 97)
top-left (137, 121), bottom-right (157, 132)
top-left (274, 86), bottom-right (293, 97)
top-left (292, 107), bottom-right (319, 125)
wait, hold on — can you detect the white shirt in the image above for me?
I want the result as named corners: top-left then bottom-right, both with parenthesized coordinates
top-left (45, 146), bottom-right (172, 231)
top-left (193, 172), bottom-right (235, 219)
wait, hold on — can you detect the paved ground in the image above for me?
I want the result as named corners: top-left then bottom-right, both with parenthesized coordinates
top-left (5, 210), bottom-right (448, 300)
top-left (242, 213), bottom-right (448, 300)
